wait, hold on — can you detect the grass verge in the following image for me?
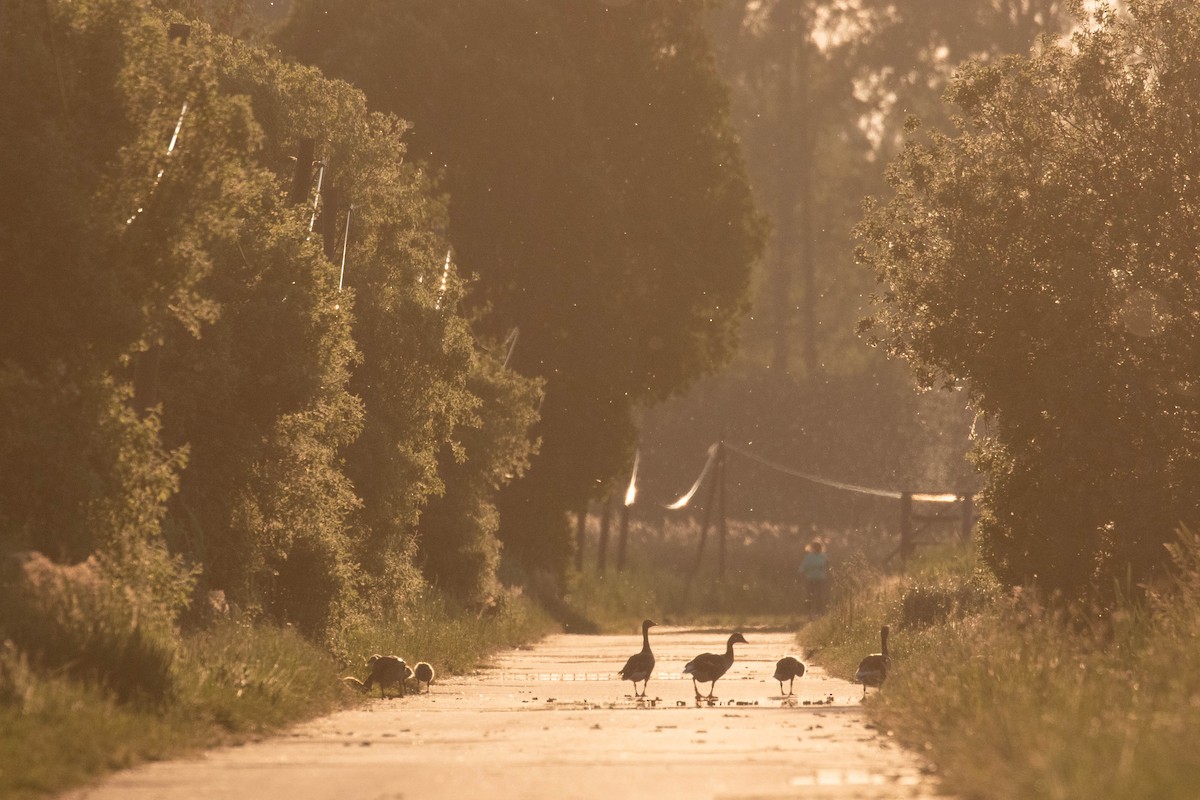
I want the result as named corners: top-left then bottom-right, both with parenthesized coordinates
top-left (0, 590), bottom-right (554, 799)
top-left (802, 535), bottom-right (1200, 799)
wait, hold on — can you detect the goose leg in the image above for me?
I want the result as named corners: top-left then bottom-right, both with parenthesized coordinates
top-left (707, 681), bottom-right (717, 699)
top-left (692, 677), bottom-right (701, 697)
top-left (789, 677), bottom-right (795, 696)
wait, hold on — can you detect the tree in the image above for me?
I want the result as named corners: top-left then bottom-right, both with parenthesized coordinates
top-left (279, 0), bottom-right (764, 579)
top-left (418, 352), bottom-right (542, 608)
top-left (857, 0), bottom-right (1200, 599)
top-left (0, 0), bottom-right (279, 615)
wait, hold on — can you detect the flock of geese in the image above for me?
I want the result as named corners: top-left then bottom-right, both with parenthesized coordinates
top-left (346, 621), bottom-right (891, 701)
top-left (620, 620), bottom-right (891, 700)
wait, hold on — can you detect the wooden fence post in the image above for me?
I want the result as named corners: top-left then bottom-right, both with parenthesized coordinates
top-left (900, 491), bottom-right (914, 566)
top-left (689, 460), bottom-right (720, 579)
top-left (574, 506), bottom-right (587, 571)
top-left (716, 441), bottom-right (727, 583)
top-left (616, 502), bottom-right (630, 572)
top-left (597, 495), bottom-right (612, 574)
top-left (960, 493), bottom-right (975, 541)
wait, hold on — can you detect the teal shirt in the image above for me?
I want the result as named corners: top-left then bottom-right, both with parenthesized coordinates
top-left (800, 552), bottom-right (828, 581)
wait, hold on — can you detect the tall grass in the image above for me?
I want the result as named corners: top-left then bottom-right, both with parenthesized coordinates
top-left (804, 533), bottom-right (1200, 799)
top-left (331, 587), bottom-right (555, 677)
top-left (0, 553), bottom-right (179, 704)
top-left (0, 622), bottom-right (346, 800)
top-left (0, 581), bottom-right (553, 799)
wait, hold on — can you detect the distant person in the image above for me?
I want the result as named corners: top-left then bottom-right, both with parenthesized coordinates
top-left (800, 539), bottom-right (830, 613)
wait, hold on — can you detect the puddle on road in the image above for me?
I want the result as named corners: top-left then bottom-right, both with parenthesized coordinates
top-left (525, 695), bottom-right (855, 712)
top-left (788, 767), bottom-right (926, 788)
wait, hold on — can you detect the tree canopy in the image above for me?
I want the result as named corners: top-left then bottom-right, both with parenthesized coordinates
top-left (1, 0), bottom-right (540, 644)
top-left (857, 0), bottom-right (1200, 598)
top-left (279, 0), bottom-right (765, 577)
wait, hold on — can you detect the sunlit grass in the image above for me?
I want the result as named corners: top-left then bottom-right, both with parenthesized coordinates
top-left (0, 589), bottom-right (553, 799)
top-left (0, 622), bottom-right (347, 800)
top-left (803, 534), bottom-right (1200, 799)
top-left (331, 588), bottom-right (556, 677)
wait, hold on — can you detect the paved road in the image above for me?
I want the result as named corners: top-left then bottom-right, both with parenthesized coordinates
top-left (61, 626), bottom-right (941, 799)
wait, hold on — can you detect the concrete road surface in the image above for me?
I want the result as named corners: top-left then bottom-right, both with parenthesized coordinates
top-left (60, 626), bottom-right (942, 800)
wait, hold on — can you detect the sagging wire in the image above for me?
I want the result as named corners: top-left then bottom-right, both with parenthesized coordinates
top-left (337, 204), bottom-right (354, 291)
top-left (308, 160), bottom-right (326, 233)
top-left (665, 442), bottom-right (720, 510)
top-left (126, 100), bottom-right (189, 226)
top-left (624, 450), bottom-right (640, 507)
top-left (435, 249), bottom-right (452, 310)
top-left (502, 327), bottom-right (520, 368)
top-left (723, 442), bottom-right (959, 504)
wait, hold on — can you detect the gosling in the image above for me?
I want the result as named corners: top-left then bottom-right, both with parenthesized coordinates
top-left (773, 656), bottom-right (806, 696)
top-left (413, 661), bottom-right (435, 693)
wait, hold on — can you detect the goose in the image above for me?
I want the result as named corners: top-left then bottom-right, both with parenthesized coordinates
top-left (364, 654), bottom-right (412, 698)
top-left (413, 661), bottom-right (435, 692)
top-left (855, 625), bottom-right (890, 696)
top-left (683, 632), bottom-right (747, 699)
top-left (618, 619), bottom-right (657, 697)
top-left (773, 656), bottom-right (806, 696)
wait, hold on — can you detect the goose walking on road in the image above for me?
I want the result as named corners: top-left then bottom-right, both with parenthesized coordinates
top-left (683, 632), bottom-right (747, 699)
top-left (855, 625), bottom-right (891, 696)
top-left (773, 656), bottom-right (806, 696)
top-left (618, 619), bottom-right (657, 697)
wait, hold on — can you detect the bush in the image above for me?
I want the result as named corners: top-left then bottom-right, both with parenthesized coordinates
top-left (900, 571), bottom-right (996, 627)
top-left (0, 552), bottom-right (179, 704)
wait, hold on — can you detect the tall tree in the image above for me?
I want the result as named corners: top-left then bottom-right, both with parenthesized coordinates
top-left (0, 0), bottom-right (266, 612)
top-left (857, 0), bottom-right (1200, 599)
top-left (279, 0), bottom-right (763, 579)
top-left (637, 1), bottom-right (1079, 530)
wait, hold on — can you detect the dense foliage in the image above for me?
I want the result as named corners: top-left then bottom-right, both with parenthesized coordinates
top-left (0, 0), bottom-right (541, 657)
top-left (0, 0), bottom-right (228, 620)
top-left (857, 0), bottom-right (1200, 598)
top-left (278, 0), bottom-right (765, 579)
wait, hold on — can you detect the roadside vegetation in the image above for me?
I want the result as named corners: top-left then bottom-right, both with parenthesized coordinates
top-left (836, 5), bottom-right (1200, 793)
top-left (0, 587), bottom-right (553, 800)
top-left (7, 2), bottom-right (1200, 799)
top-left (804, 530), bottom-right (1200, 799)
